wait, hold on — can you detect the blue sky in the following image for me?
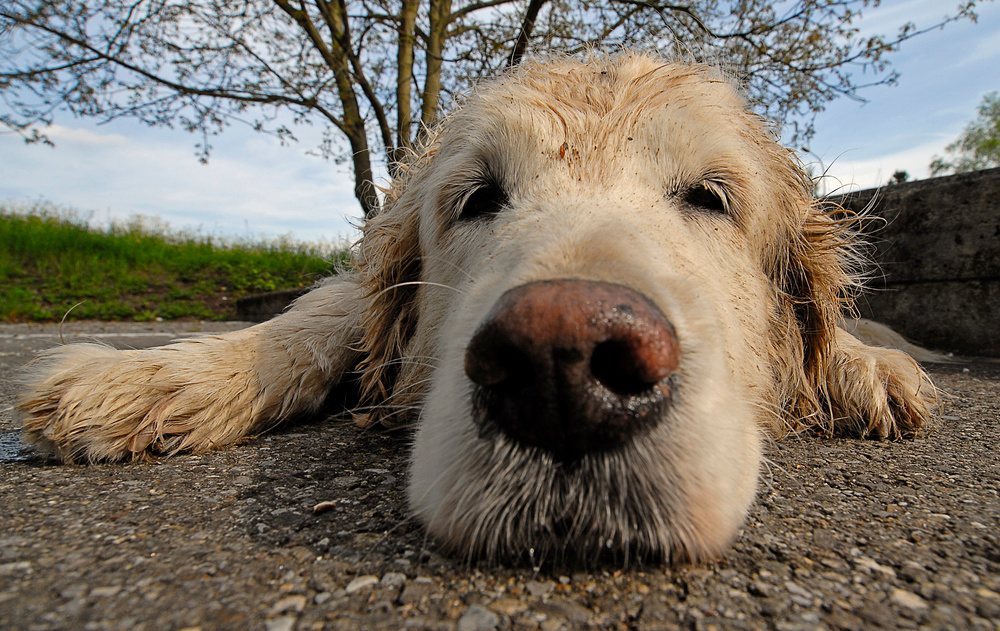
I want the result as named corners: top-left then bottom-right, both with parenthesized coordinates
top-left (1, 0), bottom-right (998, 242)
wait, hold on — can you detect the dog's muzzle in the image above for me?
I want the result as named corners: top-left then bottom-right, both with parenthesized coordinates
top-left (465, 279), bottom-right (680, 463)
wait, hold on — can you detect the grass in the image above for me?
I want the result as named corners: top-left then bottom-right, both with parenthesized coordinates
top-left (0, 201), bottom-right (347, 322)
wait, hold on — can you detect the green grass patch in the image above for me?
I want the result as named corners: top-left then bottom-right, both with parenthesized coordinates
top-left (0, 201), bottom-right (347, 322)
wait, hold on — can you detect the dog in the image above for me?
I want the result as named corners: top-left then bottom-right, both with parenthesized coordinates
top-left (18, 54), bottom-right (935, 566)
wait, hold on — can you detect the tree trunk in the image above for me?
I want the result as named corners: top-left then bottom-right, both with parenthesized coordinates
top-left (509, 0), bottom-right (548, 67)
top-left (420, 0), bottom-right (452, 131)
top-left (396, 0), bottom-right (419, 161)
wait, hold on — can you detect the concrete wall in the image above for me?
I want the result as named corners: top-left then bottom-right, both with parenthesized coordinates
top-left (235, 287), bottom-right (310, 322)
top-left (232, 168), bottom-right (1000, 356)
top-left (832, 166), bottom-right (1000, 356)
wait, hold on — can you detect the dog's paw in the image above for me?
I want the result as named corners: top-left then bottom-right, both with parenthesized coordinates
top-left (18, 340), bottom-right (261, 462)
top-left (823, 329), bottom-right (937, 439)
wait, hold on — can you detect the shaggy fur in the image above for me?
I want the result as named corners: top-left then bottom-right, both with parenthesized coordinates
top-left (19, 54), bottom-right (936, 566)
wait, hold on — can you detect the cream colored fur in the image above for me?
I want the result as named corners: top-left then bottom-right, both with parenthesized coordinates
top-left (18, 54), bottom-right (937, 565)
top-left (20, 277), bottom-right (364, 461)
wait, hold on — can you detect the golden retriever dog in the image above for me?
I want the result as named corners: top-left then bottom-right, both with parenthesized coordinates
top-left (18, 54), bottom-right (935, 566)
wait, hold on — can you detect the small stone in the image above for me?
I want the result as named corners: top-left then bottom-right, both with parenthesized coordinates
top-left (400, 580), bottom-right (434, 605)
top-left (314, 592), bottom-right (332, 605)
top-left (332, 475), bottom-right (361, 488)
top-left (976, 587), bottom-right (1000, 600)
top-left (759, 598), bottom-right (787, 617)
top-left (490, 597), bottom-right (528, 616)
top-left (825, 609), bottom-right (864, 631)
top-left (270, 595), bottom-right (307, 615)
top-left (785, 581), bottom-right (812, 599)
top-left (265, 616), bottom-right (296, 631)
top-left (59, 584), bottom-right (88, 599)
top-left (899, 561), bottom-right (927, 583)
top-left (977, 599), bottom-right (1000, 619)
top-left (381, 572), bottom-right (407, 590)
top-left (457, 604), bottom-right (500, 631)
top-left (890, 588), bottom-right (929, 611)
top-left (854, 556), bottom-right (896, 579)
top-left (346, 575), bottom-right (379, 593)
top-left (526, 580), bottom-right (555, 598)
top-left (539, 597), bottom-right (591, 623)
top-left (89, 586), bottom-right (122, 598)
top-left (539, 618), bottom-right (567, 631)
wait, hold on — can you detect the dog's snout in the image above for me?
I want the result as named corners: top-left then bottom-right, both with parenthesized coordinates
top-left (465, 280), bottom-right (679, 462)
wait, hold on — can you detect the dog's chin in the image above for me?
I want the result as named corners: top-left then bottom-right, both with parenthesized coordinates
top-left (408, 417), bottom-right (759, 568)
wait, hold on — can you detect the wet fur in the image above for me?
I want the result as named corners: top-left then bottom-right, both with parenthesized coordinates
top-left (19, 54), bottom-right (936, 565)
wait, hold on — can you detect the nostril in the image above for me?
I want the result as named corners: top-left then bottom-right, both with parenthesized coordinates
top-left (591, 339), bottom-right (656, 396)
top-left (466, 343), bottom-right (528, 388)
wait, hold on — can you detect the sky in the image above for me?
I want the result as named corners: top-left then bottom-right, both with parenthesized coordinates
top-left (1, 0), bottom-right (998, 243)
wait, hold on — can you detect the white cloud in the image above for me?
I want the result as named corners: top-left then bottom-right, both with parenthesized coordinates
top-left (39, 124), bottom-right (129, 145)
top-left (815, 137), bottom-right (953, 194)
top-left (0, 120), bottom-right (363, 243)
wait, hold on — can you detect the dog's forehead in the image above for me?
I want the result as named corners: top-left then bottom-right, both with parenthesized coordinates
top-left (436, 57), bottom-right (770, 178)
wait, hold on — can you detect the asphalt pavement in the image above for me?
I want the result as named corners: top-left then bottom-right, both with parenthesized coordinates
top-left (1, 321), bottom-right (998, 631)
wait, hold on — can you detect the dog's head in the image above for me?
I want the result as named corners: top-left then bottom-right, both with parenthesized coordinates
top-left (353, 55), bottom-right (870, 565)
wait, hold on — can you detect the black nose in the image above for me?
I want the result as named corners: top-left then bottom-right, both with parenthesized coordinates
top-left (464, 280), bottom-right (680, 462)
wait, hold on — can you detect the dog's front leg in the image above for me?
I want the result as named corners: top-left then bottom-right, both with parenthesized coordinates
top-left (18, 275), bottom-right (365, 462)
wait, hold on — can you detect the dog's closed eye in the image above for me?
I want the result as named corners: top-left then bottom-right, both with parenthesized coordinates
top-left (458, 179), bottom-right (509, 221)
top-left (682, 181), bottom-right (728, 214)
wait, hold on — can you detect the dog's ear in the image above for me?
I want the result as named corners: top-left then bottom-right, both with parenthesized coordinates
top-left (355, 183), bottom-right (423, 427)
top-left (775, 189), bottom-right (935, 438)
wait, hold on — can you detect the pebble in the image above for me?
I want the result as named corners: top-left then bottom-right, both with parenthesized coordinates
top-left (899, 561), bottom-right (927, 583)
top-left (526, 580), bottom-right (555, 598)
top-left (890, 588), bottom-right (929, 611)
top-left (537, 597), bottom-right (591, 623)
top-left (784, 581), bottom-right (814, 607)
top-left (457, 604), bottom-right (500, 631)
top-left (854, 556), bottom-right (896, 579)
top-left (346, 575), bottom-right (380, 593)
top-left (265, 616), bottom-right (296, 631)
top-left (491, 597), bottom-right (528, 616)
top-left (785, 581), bottom-right (812, 599)
top-left (314, 592), bottom-right (332, 605)
top-left (381, 572), bottom-right (407, 590)
top-left (269, 595), bottom-right (307, 615)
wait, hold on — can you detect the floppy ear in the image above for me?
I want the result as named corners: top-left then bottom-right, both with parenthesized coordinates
top-left (354, 174), bottom-right (425, 428)
top-left (775, 192), bottom-right (935, 439)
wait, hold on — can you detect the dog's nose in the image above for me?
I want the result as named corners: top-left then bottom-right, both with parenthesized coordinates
top-left (465, 280), bottom-right (679, 462)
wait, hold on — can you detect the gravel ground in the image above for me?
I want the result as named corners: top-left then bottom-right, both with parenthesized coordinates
top-left (1, 321), bottom-right (998, 631)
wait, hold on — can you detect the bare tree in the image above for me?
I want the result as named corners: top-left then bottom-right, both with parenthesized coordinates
top-left (0, 1), bottom-right (986, 217)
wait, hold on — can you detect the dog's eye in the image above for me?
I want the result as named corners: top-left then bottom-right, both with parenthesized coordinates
top-left (459, 182), bottom-right (509, 221)
top-left (683, 182), bottom-right (728, 214)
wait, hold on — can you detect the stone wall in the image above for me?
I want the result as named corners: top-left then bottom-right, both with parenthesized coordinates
top-left (235, 287), bottom-right (310, 322)
top-left (232, 168), bottom-right (1000, 356)
top-left (832, 167), bottom-right (1000, 356)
